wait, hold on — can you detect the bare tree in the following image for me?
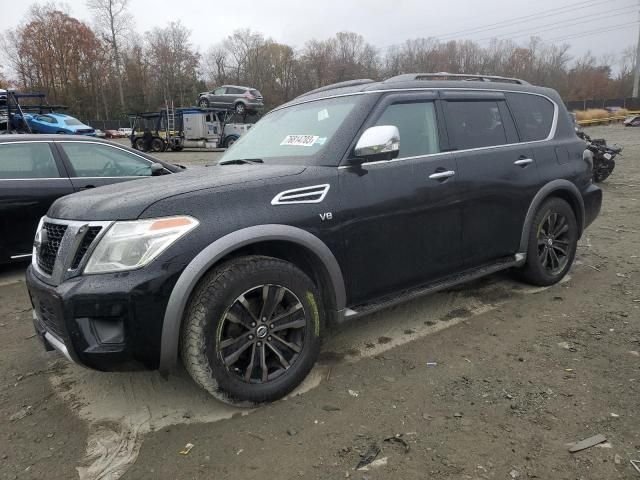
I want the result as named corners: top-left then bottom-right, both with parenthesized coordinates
top-left (87, 0), bottom-right (131, 113)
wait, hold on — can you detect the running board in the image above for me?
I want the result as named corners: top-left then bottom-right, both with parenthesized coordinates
top-left (342, 254), bottom-right (525, 321)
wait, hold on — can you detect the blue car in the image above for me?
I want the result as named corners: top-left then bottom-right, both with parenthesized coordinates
top-left (21, 113), bottom-right (96, 136)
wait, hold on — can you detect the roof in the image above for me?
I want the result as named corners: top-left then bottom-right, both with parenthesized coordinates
top-left (280, 73), bottom-right (559, 110)
top-left (0, 134), bottom-right (98, 141)
top-left (0, 134), bottom-right (182, 172)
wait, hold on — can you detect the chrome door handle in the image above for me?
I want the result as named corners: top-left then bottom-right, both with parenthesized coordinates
top-left (429, 170), bottom-right (456, 180)
top-left (514, 158), bottom-right (533, 166)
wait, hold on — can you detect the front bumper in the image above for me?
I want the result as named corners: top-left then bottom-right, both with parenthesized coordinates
top-left (26, 263), bottom-right (184, 371)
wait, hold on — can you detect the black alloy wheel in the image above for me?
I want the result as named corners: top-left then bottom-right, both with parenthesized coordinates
top-left (181, 256), bottom-right (323, 404)
top-left (517, 197), bottom-right (578, 286)
top-left (536, 211), bottom-right (571, 275)
top-left (217, 284), bottom-right (306, 383)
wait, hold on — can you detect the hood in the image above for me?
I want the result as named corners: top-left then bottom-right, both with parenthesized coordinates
top-left (48, 164), bottom-right (305, 221)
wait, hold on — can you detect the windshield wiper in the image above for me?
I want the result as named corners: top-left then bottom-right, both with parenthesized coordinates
top-left (219, 158), bottom-right (264, 165)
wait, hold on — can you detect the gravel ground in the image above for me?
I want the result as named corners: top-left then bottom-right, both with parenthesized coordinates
top-left (0, 124), bottom-right (638, 480)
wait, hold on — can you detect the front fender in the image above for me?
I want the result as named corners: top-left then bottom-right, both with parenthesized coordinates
top-left (159, 224), bottom-right (346, 371)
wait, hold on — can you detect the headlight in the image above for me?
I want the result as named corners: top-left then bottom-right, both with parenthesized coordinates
top-left (84, 216), bottom-right (199, 274)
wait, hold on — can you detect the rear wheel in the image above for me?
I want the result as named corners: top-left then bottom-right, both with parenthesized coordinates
top-left (150, 137), bottom-right (165, 152)
top-left (517, 198), bottom-right (578, 286)
top-left (181, 256), bottom-right (323, 404)
top-left (234, 102), bottom-right (246, 114)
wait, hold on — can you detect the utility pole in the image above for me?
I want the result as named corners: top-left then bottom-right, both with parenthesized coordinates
top-left (633, 0), bottom-right (640, 97)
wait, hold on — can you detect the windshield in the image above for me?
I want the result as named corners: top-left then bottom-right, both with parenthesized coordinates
top-left (219, 95), bottom-right (360, 165)
top-left (64, 118), bottom-right (83, 126)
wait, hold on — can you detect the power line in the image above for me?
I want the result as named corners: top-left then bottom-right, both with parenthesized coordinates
top-left (432, 0), bottom-right (611, 40)
top-left (546, 20), bottom-right (639, 42)
top-left (473, 5), bottom-right (636, 43)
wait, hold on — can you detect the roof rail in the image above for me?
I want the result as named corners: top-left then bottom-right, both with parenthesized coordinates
top-left (296, 79), bottom-right (375, 99)
top-left (383, 72), bottom-right (529, 85)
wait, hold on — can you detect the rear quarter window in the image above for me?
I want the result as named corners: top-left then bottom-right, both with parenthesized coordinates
top-left (506, 93), bottom-right (555, 142)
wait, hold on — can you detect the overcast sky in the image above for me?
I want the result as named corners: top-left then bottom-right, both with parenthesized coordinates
top-left (1, 0), bottom-right (636, 68)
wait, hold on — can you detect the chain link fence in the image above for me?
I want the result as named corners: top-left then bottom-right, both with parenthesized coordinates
top-left (566, 98), bottom-right (640, 111)
top-left (84, 119), bottom-right (133, 130)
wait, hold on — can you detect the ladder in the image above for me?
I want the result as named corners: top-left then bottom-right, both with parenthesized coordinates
top-left (165, 99), bottom-right (176, 139)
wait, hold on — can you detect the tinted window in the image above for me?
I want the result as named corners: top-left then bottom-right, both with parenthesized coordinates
top-left (446, 100), bottom-right (509, 150)
top-left (0, 143), bottom-right (60, 179)
top-left (60, 143), bottom-right (153, 177)
top-left (373, 101), bottom-right (440, 158)
top-left (36, 115), bottom-right (57, 124)
top-left (227, 87), bottom-right (243, 94)
top-left (507, 93), bottom-right (554, 141)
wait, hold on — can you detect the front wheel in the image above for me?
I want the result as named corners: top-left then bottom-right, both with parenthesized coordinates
top-left (198, 98), bottom-right (209, 108)
top-left (517, 198), bottom-right (578, 286)
top-left (181, 256), bottom-right (323, 404)
top-left (224, 135), bottom-right (238, 148)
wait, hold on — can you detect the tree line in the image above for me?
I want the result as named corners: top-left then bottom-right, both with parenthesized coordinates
top-left (1, 1), bottom-right (635, 121)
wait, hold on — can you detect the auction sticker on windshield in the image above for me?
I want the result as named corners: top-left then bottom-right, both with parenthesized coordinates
top-left (281, 135), bottom-right (319, 147)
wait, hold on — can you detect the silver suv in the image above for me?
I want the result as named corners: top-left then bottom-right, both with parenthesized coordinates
top-left (197, 85), bottom-right (264, 114)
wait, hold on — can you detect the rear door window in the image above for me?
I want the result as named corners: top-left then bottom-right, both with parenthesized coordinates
top-left (445, 100), bottom-right (516, 150)
top-left (0, 143), bottom-right (61, 179)
top-left (506, 93), bottom-right (555, 141)
top-left (373, 101), bottom-right (440, 158)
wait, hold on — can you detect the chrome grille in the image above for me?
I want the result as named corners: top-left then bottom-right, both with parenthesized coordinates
top-left (37, 223), bottom-right (68, 275)
top-left (33, 217), bottom-right (112, 285)
top-left (71, 226), bottom-right (102, 269)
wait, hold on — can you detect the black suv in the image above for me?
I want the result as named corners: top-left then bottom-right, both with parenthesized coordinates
top-left (26, 74), bottom-right (601, 404)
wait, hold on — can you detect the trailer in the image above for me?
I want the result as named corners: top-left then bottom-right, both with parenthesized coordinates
top-left (128, 105), bottom-right (253, 152)
top-left (0, 90), bottom-right (67, 134)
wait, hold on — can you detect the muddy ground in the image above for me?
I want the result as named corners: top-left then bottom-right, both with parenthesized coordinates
top-left (1, 124), bottom-right (639, 480)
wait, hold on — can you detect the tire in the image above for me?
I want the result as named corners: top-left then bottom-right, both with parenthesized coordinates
top-left (224, 135), bottom-right (238, 148)
top-left (234, 102), bottom-right (246, 114)
top-left (133, 138), bottom-right (146, 151)
top-left (180, 256), bottom-right (324, 404)
top-left (517, 197), bottom-right (578, 286)
top-left (150, 137), bottom-right (165, 152)
top-left (198, 98), bottom-right (209, 108)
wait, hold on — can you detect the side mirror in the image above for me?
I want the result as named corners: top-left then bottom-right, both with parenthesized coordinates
top-left (150, 162), bottom-right (165, 176)
top-left (352, 125), bottom-right (400, 163)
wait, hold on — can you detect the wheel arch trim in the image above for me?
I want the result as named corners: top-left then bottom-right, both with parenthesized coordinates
top-left (518, 179), bottom-right (585, 253)
top-left (159, 224), bottom-right (346, 371)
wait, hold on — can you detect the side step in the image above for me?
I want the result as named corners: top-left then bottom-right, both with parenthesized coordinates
top-left (342, 254), bottom-right (525, 321)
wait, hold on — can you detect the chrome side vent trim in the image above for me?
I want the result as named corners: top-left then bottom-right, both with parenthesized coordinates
top-left (271, 184), bottom-right (330, 205)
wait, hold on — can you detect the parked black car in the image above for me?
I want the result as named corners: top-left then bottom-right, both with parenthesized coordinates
top-left (0, 135), bottom-right (183, 263)
top-left (26, 74), bottom-right (601, 404)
